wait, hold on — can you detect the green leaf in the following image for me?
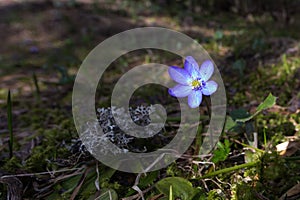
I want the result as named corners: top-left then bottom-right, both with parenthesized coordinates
top-left (244, 149), bottom-right (262, 163)
top-left (191, 188), bottom-right (207, 200)
top-left (95, 188), bottom-right (118, 200)
top-left (230, 108), bottom-right (250, 121)
top-left (256, 93), bottom-right (277, 112)
top-left (236, 93), bottom-right (276, 123)
top-left (98, 166), bottom-right (116, 183)
top-left (214, 30), bottom-right (223, 40)
top-left (155, 177), bottom-right (197, 200)
top-left (80, 166), bottom-right (116, 198)
top-left (211, 139), bottom-right (231, 163)
top-left (126, 171), bottom-right (159, 196)
top-left (224, 116), bottom-right (237, 132)
top-left (60, 174), bottom-right (82, 191)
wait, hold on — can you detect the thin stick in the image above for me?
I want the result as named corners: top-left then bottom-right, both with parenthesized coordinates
top-left (1, 167), bottom-right (85, 178)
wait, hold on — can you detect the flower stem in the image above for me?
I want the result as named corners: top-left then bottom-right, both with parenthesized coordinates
top-left (192, 161), bottom-right (259, 180)
top-left (194, 121), bottom-right (202, 156)
top-left (194, 96), bottom-right (212, 156)
top-left (203, 96), bottom-right (211, 118)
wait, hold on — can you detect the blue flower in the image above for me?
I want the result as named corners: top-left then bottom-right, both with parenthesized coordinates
top-left (168, 56), bottom-right (218, 108)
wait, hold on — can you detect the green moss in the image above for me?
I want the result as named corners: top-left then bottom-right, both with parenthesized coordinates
top-left (24, 145), bottom-right (53, 171)
top-left (43, 120), bottom-right (77, 146)
top-left (166, 162), bottom-right (184, 177)
top-left (231, 92), bottom-right (247, 106)
top-left (226, 53), bottom-right (300, 107)
top-left (256, 112), bottom-right (296, 143)
top-left (235, 183), bottom-right (256, 200)
top-left (1, 156), bottom-right (23, 173)
top-left (24, 140), bottom-right (70, 172)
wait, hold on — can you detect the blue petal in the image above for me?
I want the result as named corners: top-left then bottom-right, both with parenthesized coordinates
top-left (184, 56), bottom-right (200, 79)
top-left (201, 80), bottom-right (218, 95)
top-left (168, 66), bottom-right (192, 85)
top-left (199, 60), bottom-right (214, 81)
top-left (169, 84), bottom-right (192, 97)
top-left (188, 90), bottom-right (202, 108)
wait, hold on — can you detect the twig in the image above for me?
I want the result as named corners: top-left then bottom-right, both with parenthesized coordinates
top-left (0, 167), bottom-right (85, 179)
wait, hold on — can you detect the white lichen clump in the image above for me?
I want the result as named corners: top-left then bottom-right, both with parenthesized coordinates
top-left (78, 105), bottom-right (162, 155)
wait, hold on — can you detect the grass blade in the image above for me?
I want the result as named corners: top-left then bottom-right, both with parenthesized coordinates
top-left (169, 185), bottom-right (173, 200)
top-left (32, 72), bottom-right (41, 101)
top-left (7, 90), bottom-right (13, 158)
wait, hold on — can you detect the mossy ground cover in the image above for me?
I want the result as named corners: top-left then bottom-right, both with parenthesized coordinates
top-left (0, 1), bottom-right (299, 199)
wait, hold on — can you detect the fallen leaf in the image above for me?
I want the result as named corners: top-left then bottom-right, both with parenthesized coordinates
top-left (276, 140), bottom-right (300, 157)
top-left (279, 183), bottom-right (300, 200)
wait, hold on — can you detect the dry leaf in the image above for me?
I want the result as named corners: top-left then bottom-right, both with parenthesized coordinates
top-left (279, 183), bottom-right (300, 200)
top-left (276, 140), bottom-right (300, 157)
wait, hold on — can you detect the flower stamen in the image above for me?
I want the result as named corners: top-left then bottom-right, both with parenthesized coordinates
top-left (191, 80), bottom-right (200, 87)
top-left (191, 79), bottom-right (205, 90)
